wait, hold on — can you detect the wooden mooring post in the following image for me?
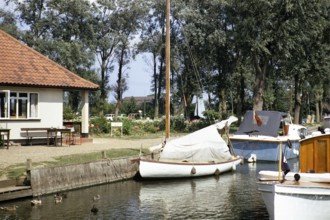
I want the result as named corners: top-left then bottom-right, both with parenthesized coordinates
top-left (26, 158), bottom-right (32, 170)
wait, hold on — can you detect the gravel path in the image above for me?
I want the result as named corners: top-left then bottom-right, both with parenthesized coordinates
top-left (0, 137), bottom-right (164, 177)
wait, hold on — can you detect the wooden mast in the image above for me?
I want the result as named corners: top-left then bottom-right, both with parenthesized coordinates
top-left (165, 0), bottom-right (170, 139)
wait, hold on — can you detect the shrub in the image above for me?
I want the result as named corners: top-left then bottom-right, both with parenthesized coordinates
top-left (63, 105), bottom-right (76, 121)
top-left (89, 116), bottom-right (110, 134)
top-left (171, 116), bottom-right (186, 132)
top-left (88, 115), bottom-right (215, 137)
top-left (142, 121), bottom-right (160, 133)
top-left (157, 118), bottom-right (166, 131)
top-left (203, 109), bottom-right (220, 121)
top-left (186, 119), bottom-right (211, 132)
top-left (121, 118), bottom-right (133, 135)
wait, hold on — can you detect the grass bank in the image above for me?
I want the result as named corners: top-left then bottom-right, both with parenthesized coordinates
top-left (2, 148), bottom-right (151, 181)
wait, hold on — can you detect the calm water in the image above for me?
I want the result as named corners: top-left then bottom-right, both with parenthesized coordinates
top-left (0, 160), bottom-right (299, 220)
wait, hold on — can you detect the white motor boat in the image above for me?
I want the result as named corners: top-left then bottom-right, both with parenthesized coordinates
top-left (230, 110), bottom-right (307, 162)
top-left (257, 134), bottom-right (330, 220)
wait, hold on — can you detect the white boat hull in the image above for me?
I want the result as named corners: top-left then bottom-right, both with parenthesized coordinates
top-left (258, 134), bottom-right (330, 219)
top-left (139, 157), bottom-right (242, 178)
top-left (258, 181), bottom-right (330, 220)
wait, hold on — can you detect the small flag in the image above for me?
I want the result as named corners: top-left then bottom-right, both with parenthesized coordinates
top-left (253, 110), bottom-right (263, 126)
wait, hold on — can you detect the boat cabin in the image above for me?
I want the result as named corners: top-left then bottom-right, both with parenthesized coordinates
top-left (235, 110), bottom-right (306, 138)
top-left (300, 134), bottom-right (330, 173)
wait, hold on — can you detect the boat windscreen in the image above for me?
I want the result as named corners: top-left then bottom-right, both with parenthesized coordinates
top-left (235, 111), bottom-right (286, 137)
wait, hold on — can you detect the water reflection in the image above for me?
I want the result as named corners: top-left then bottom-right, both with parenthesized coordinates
top-left (139, 176), bottom-right (235, 219)
top-left (0, 160), bottom-right (300, 220)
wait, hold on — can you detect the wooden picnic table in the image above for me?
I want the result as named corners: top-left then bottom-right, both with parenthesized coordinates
top-left (53, 128), bottom-right (72, 146)
top-left (0, 128), bottom-right (10, 149)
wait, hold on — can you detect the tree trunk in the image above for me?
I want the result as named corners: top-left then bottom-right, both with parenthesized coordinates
top-left (152, 52), bottom-right (159, 119)
top-left (154, 99), bottom-right (159, 119)
top-left (313, 84), bottom-right (324, 123)
top-left (236, 70), bottom-right (245, 124)
top-left (320, 99), bottom-right (323, 119)
top-left (98, 44), bottom-right (114, 115)
top-left (156, 49), bottom-right (165, 118)
top-left (252, 53), bottom-right (267, 111)
top-left (115, 101), bottom-right (121, 119)
top-left (185, 93), bottom-right (193, 120)
top-left (208, 92), bottom-right (212, 110)
top-left (100, 55), bottom-right (108, 104)
top-left (289, 81), bottom-right (293, 116)
top-left (294, 74), bottom-right (301, 124)
top-left (99, 55), bottom-right (108, 115)
top-left (154, 18), bottom-right (166, 119)
top-left (115, 46), bottom-right (125, 118)
top-left (315, 99), bottom-right (320, 123)
top-left (315, 91), bottom-right (321, 123)
top-left (219, 89), bottom-right (227, 118)
top-left (156, 57), bottom-right (163, 118)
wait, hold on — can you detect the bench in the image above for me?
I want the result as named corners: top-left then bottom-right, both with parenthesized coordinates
top-left (21, 128), bottom-right (62, 146)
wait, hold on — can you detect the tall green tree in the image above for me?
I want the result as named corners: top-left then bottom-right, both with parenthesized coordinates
top-left (7, 0), bottom-right (98, 111)
top-left (92, 0), bottom-right (119, 115)
top-left (3, 0), bottom-right (329, 122)
top-left (0, 8), bottom-right (19, 36)
top-left (138, 0), bottom-right (167, 119)
top-left (233, 0), bottom-right (278, 111)
top-left (274, 0), bottom-right (330, 123)
top-left (109, 0), bottom-right (148, 118)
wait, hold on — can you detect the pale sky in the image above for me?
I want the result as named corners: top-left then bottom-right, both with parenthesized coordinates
top-left (110, 53), bottom-right (153, 101)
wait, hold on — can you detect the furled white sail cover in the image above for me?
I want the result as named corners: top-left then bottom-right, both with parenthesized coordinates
top-left (159, 116), bottom-right (238, 163)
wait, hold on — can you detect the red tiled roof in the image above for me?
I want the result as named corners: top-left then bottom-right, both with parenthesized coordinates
top-left (0, 30), bottom-right (98, 90)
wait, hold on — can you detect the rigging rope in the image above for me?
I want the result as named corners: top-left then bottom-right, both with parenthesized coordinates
top-left (186, 43), bottom-right (204, 92)
top-left (184, 35), bottom-right (214, 123)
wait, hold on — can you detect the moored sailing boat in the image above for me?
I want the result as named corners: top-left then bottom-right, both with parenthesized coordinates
top-left (138, 0), bottom-right (241, 179)
top-left (139, 116), bottom-right (242, 178)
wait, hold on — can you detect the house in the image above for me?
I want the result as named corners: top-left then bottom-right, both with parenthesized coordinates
top-left (0, 30), bottom-right (98, 141)
top-left (122, 95), bottom-right (158, 117)
top-left (122, 95), bottom-right (154, 105)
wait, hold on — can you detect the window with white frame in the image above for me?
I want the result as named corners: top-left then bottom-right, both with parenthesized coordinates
top-left (30, 93), bottom-right (38, 118)
top-left (0, 91), bottom-right (9, 118)
top-left (0, 91), bottom-right (39, 119)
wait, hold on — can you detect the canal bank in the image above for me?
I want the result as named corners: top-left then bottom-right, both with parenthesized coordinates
top-left (30, 155), bottom-right (141, 196)
top-left (0, 155), bottom-right (146, 202)
top-left (0, 137), bottom-right (164, 202)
